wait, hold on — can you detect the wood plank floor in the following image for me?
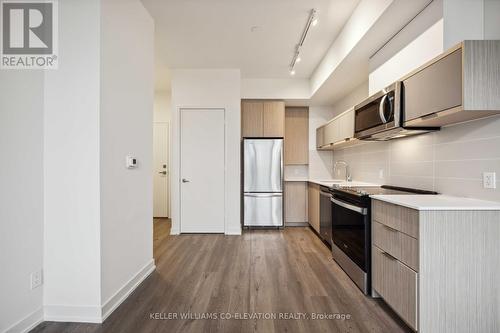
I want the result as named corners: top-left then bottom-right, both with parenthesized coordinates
top-left (31, 219), bottom-right (411, 333)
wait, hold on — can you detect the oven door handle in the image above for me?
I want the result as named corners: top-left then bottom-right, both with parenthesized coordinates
top-left (331, 198), bottom-right (367, 215)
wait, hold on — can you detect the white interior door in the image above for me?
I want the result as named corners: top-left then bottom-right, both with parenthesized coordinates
top-left (180, 108), bottom-right (225, 233)
top-left (153, 122), bottom-right (170, 217)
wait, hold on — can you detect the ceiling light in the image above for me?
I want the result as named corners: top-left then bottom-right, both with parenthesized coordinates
top-left (288, 9), bottom-right (317, 76)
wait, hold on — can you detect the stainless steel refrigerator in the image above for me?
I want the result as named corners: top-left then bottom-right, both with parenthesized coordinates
top-left (243, 139), bottom-right (283, 227)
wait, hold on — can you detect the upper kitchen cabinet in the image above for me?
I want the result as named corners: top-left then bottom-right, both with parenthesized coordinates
top-left (285, 107), bottom-right (309, 165)
top-left (241, 100), bottom-right (285, 138)
top-left (316, 108), bottom-right (357, 150)
top-left (241, 101), bottom-right (264, 137)
top-left (263, 101), bottom-right (285, 137)
top-left (403, 40), bottom-right (500, 128)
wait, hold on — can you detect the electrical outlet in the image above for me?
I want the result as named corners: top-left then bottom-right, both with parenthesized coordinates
top-left (30, 270), bottom-right (42, 290)
top-left (379, 169), bottom-right (384, 179)
top-left (483, 172), bottom-right (496, 189)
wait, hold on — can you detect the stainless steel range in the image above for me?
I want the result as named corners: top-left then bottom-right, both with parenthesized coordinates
top-left (330, 185), bottom-right (437, 294)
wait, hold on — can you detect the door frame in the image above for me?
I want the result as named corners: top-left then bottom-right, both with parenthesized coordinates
top-left (153, 121), bottom-right (171, 217)
top-left (178, 107), bottom-right (226, 233)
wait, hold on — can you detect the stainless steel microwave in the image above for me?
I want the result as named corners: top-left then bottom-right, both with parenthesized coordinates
top-left (354, 82), bottom-right (439, 141)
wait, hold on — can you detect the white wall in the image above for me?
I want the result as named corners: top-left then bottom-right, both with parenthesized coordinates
top-left (485, 0), bottom-right (500, 39)
top-left (154, 91), bottom-right (171, 123)
top-left (330, 81), bottom-right (368, 118)
top-left (443, 0), bottom-right (484, 49)
top-left (241, 78), bottom-right (310, 100)
top-left (442, 0), bottom-right (500, 49)
top-left (43, 0), bottom-right (103, 321)
top-left (170, 69), bottom-right (241, 235)
top-left (0, 72), bottom-right (44, 332)
top-left (99, 0), bottom-right (155, 314)
top-left (310, 0), bottom-right (393, 95)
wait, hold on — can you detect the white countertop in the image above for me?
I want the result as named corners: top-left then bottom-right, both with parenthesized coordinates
top-left (370, 194), bottom-right (500, 211)
top-left (284, 178), bottom-right (380, 188)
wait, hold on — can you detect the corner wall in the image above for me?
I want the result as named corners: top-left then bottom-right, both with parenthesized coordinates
top-left (43, 0), bottom-right (155, 323)
top-left (170, 69), bottom-right (241, 235)
top-left (43, 0), bottom-right (102, 321)
top-left (0, 71), bottom-right (44, 332)
top-left (99, 0), bottom-right (155, 315)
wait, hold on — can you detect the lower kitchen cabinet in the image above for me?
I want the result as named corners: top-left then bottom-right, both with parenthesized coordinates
top-left (372, 246), bottom-right (417, 329)
top-left (307, 183), bottom-right (320, 232)
top-left (371, 198), bottom-right (500, 332)
top-left (284, 182), bottom-right (307, 224)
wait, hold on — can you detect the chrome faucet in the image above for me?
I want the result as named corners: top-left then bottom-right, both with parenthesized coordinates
top-left (334, 160), bottom-right (352, 182)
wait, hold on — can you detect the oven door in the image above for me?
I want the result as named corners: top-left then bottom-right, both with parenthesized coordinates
top-left (331, 196), bottom-right (369, 272)
top-left (354, 83), bottom-right (398, 139)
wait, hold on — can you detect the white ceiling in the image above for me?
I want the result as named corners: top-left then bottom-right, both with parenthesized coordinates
top-left (142, 0), bottom-right (360, 90)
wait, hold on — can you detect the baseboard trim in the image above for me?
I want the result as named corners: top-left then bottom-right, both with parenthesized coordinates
top-left (4, 307), bottom-right (43, 333)
top-left (285, 222), bottom-right (309, 227)
top-left (43, 305), bottom-right (102, 323)
top-left (225, 228), bottom-right (242, 235)
top-left (101, 259), bottom-right (156, 321)
top-left (43, 259), bottom-right (155, 324)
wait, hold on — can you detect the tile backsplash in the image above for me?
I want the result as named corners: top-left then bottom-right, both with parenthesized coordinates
top-left (333, 115), bottom-right (500, 202)
top-left (284, 165), bottom-right (308, 179)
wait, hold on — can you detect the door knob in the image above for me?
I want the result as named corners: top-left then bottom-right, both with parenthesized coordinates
top-left (159, 171), bottom-right (167, 175)
top-left (182, 179), bottom-right (190, 183)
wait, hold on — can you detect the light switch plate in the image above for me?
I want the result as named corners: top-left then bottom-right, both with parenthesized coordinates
top-left (483, 172), bottom-right (496, 189)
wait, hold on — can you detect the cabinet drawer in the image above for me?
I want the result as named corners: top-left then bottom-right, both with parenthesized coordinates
top-left (372, 199), bottom-right (419, 238)
top-left (373, 221), bottom-right (418, 271)
top-left (372, 246), bottom-right (418, 330)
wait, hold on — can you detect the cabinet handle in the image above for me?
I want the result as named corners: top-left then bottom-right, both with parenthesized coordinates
top-left (383, 224), bottom-right (398, 232)
top-left (382, 251), bottom-right (397, 261)
top-left (421, 112), bottom-right (438, 120)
